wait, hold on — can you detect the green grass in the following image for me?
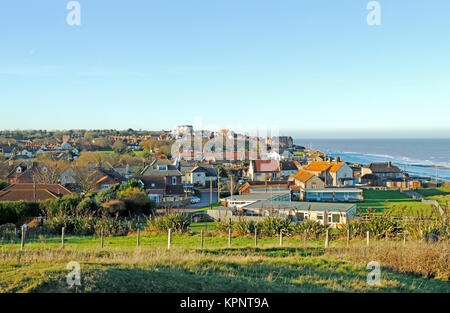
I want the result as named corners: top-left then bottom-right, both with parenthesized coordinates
top-left (417, 187), bottom-right (450, 197)
top-left (194, 201), bottom-right (222, 212)
top-left (357, 190), bottom-right (440, 217)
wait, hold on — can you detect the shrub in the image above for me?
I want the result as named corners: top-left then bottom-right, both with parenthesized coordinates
top-left (292, 220), bottom-right (327, 239)
top-left (0, 223), bottom-right (17, 240)
top-left (233, 220), bottom-right (260, 236)
top-left (0, 181), bottom-right (9, 191)
top-left (102, 200), bottom-right (127, 217)
top-left (146, 213), bottom-right (191, 233)
top-left (42, 194), bottom-right (82, 216)
top-left (260, 217), bottom-right (291, 237)
top-left (76, 197), bottom-right (99, 215)
top-left (95, 186), bottom-right (120, 205)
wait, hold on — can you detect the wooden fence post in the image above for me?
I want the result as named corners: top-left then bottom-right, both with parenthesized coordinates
top-left (385, 231), bottom-right (388, 242)
top-left (254, 228), bottom-right (258, 247)
top-left (324, 228), bottom-right (329, 249)
top-left (366, 231), bottom-right (370, 247)
top-left (137, 228), bottom-right (140, 248)
top-left (20, 226), bottom-right (25, 250)
top-left (346, 228), bottom-right (350, 248)
top-left (303, 230), bottom-right (307, 249)
top-left (279, 230), bottom-right (283, 247)
top-left (168, 228), bottom-right (172, 250)
top-left (228, 228), bottom-right (231, 248)
top-left (101, 228), bottom-right (104, 249)
top-left (61, 227), bottom-right (65, 249)
top-left (201, 229), bottom-right (204, 249)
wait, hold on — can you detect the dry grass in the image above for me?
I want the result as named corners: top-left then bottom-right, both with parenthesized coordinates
top-left (326, 240), bottom-right (450, 281)
top-left (1, 239), bottom-right (449, 293)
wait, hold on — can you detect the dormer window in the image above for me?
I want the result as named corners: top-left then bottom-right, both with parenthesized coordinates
top-left (158, 165), bottom-right (167, 171)
top-left (172, 177), bottom-right (177, 185)
top-left (16, 167), bottom-right (22, 173)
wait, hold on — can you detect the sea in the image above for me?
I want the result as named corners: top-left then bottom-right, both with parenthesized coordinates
top-left (293, 139), bottom-right (450, 182)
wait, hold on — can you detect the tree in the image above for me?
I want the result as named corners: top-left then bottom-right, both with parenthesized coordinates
top-left (72, 166), bottom-right (97, 193)
top-left (113, 140), bottom-right (130, 155)
top-left (33, 160), bottom-right (70, 184)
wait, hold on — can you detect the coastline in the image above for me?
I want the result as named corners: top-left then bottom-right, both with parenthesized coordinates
top-left (294, 138), bottom-right (450, 182)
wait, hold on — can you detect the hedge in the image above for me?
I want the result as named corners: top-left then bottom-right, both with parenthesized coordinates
top-left (0, 201), bottom-right (42, 225)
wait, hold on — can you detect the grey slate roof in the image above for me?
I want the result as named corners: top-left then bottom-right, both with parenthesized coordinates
top-left (363, 162), bottom-right (402, 173)
top-left (242, 200), bottom-right (356, 212)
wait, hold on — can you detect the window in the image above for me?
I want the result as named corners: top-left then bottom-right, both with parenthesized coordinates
top-left (151, 183), bottom-right (155, 188)
top-left (172, 177), bottom-right (177, 185)
top-left (296, 212), bottom-right (305, 221)
top-left (332, 214), bottom-right (340, 223)
top-left (158, 165), bottom-right (167, 171)
top-left (327, 214), bottom-right (340, 223)
top-left (316, 213), bottom-right (323, 220)
top-left (102, 184), bottom-right (110, 190)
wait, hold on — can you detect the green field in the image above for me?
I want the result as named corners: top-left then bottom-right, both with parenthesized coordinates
top-left (357, 190), bottom-right (442, 217)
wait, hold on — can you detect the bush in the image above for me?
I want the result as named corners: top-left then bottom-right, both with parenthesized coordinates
top-left (76, 197), bottom-right (99, 215)
top-left (95, 185), bottom-right (120, 205)
top-left (0, 181), bottom-right (9, 191)
top-left (42, 194), bottom-right (82, 216)
top-left (260, 217), bottom-right (291, 237)
top-left (233, 220), bottom-right (259, 236)
top-left (0, 223), bottom-right (17, 240)
top-left (102, 200), bottom-right (127, 217)
top-left (0, 201), bottom-right (42, 225)
top-left (292, 220), bottom-right (327, 239)
top-left (147, 213), bottom-right (191, 233)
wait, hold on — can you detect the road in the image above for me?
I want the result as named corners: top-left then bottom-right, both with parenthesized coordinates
top-left (185, 188), bottom-right (219, 210)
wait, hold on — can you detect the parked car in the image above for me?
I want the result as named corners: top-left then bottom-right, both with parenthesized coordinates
top-left (190, 196), bottom-right (201, 204)
top-left (191, 212), bottom-right (214, 223)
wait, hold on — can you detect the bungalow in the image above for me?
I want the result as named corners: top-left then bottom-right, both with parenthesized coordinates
top-left (222, 193), bottom-right (291, 208)
top-left (248, 160), bottom-right (280, 181)
top-left (0, 183), bottom-right (71, 202)
top-left (208, 201), bottom-right (357, 227)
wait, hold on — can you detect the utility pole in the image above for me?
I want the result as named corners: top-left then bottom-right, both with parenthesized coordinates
top-left (230, 175), bottom-right (233, 205)
top-left (210, 176), bottom-right (213, 210)
top-left (217, 173), bottom-right (220, 203)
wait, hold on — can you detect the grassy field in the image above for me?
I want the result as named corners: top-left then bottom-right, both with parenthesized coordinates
top-left (357, 190), bottom-right (442, 217)
top-left (0, 230), bottom-right (449, 293)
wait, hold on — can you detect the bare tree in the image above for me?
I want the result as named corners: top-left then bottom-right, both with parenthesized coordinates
top-left (72, 165), bottom-right (97, 193)
top-left (33, 161), bottom-right (69, 185)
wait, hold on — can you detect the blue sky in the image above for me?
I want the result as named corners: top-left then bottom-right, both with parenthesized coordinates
top-left (0, 0), bottom-right (449, 138)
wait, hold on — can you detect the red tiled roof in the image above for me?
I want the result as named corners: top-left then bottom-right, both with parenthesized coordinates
top-left (292, 170), bottom-right (315, 183)
top-left (253, 160), bottom-right (280, 173)
top-left (0, 183), bottom-right (71, 202)
top-left (304, 161), bottom-right (345, 173)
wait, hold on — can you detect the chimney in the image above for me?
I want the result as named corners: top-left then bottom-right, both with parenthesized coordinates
top-left (387, 161), bottom-right (391, 168)
top-left (336, 157), bottom-right (341, 163)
